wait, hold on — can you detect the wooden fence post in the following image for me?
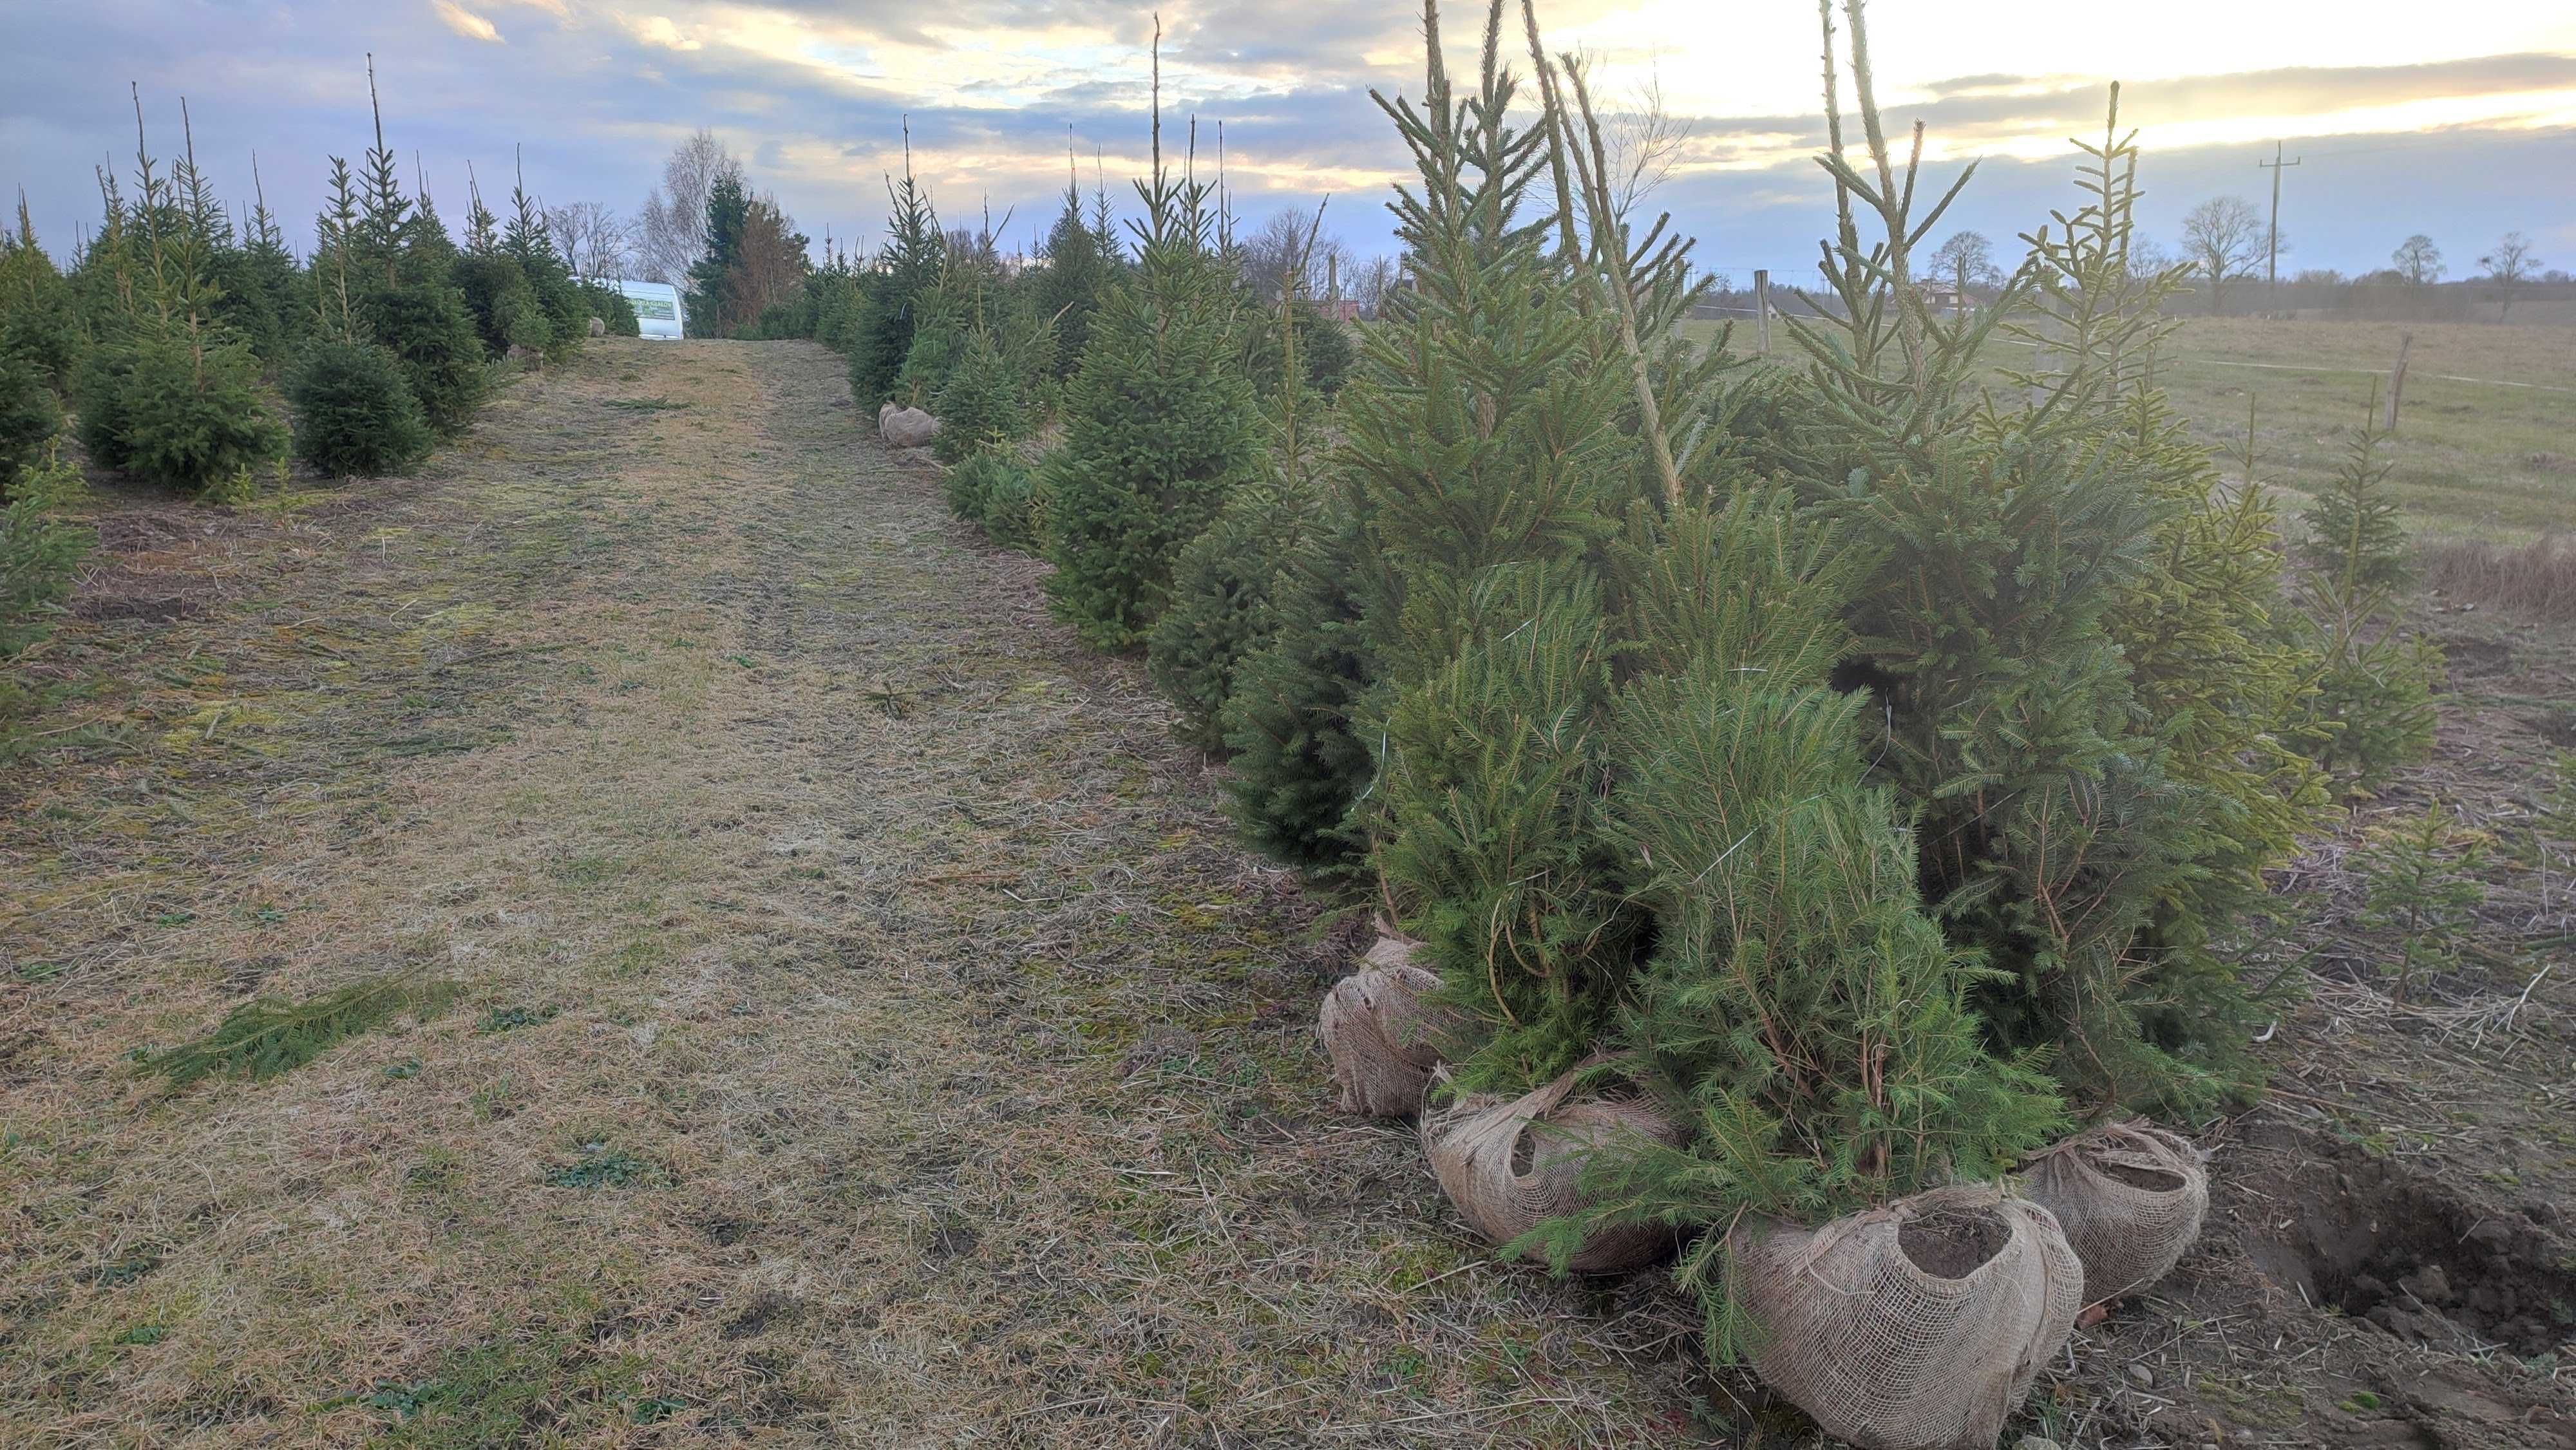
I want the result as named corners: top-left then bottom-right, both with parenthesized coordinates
top-left (2383, 331), bottom-right (2412, 432)
top-left (1752, 268), bottom-right (1771, 356)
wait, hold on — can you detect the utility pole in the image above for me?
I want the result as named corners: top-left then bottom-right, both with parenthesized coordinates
top-left (2259, 141), bottom-right (2300, 308)
top-left (1752, 268), bottom-right (1771, 356)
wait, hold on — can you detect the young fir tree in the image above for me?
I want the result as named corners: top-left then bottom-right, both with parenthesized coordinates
top-left (340, 64), bottom-right (486, 435)
top-left (2291, 412), bottom-right (2440, 796)
top-left (288, 153), bottom-right (430, 479)
top-left (687, 171), bottom-right (750, 334)
top-left (2351, 803), bottom-right (2488, 1003)
top-left (0, 350), bottom-right (60, 492)
top-left (74, 93), bottom-right (285, 492)
top-left (929, 328), bottom-right (1028, 465)
top-left (1996, 91), bottom-right (2329, 1106)
top-left (3, 452), bottom-right (93, 668)
top-left (3, 196), bottom-right (86, 391)
top-left (450, 165), bottom-right (544, 358)
top-left (1039, 59), bottom-right (1265, 652)
top-left (1334, 1), bottom-right (1651, 1087)
top-left (1766, 3), bottom-right (2240, 1113)
top-left (1148, 274), bottom-right (1329, 751)
top-left (1219, 498), bottom-right (1378, 869)
top-left (504, 147), bottom-right (587, 359)
top-left (287, 337), bottom-right (432, 476)
top-left (210, 156), bottom-right (309, 370)
top-left (1033, 161), bottom-right (1121, 381)
top-left (849, 137), bottom-right (942, 405)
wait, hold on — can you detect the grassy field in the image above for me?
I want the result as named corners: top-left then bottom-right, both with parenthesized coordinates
top-left (2152, 317), bottom-right (2574, 539)
top-left (1691, 314), bottom-right (2575, 540)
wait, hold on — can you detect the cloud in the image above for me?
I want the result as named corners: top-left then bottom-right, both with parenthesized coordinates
top-left (430, 1), bottom-right (504, 43)
top-left (3, 1), bottom-right (2571, 281)
top-left (626, 15), bottom-right (705, 52)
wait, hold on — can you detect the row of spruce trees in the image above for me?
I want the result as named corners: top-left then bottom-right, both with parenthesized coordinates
top-left (898, 0), bottom-right (2443, 1355)
top-left (0, 71), bottom-right (636, 504)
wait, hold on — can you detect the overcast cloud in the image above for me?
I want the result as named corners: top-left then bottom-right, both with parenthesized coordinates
top-left (3, 1), bottom-right (2571, 281)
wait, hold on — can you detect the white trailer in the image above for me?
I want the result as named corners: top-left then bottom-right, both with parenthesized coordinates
top-left (609, 279), bottom-right (686, 340)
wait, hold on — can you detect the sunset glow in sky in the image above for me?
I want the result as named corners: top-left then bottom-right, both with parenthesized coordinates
top-left (5, 1), bottom-right (2571, 279)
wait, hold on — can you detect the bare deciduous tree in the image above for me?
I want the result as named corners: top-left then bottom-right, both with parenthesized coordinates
top-left (546, 200), bottom-right (631, 280)
top-left (1603, 66), bottom-right (1692, 220)
top-left (1237, 206), bottom-right (1348, 303)
top-left (2391, 233), bottom-right (2443, 286)
top-left (1347, 253), bottom-right (1398, 317)
top-left (2479, 231), bottom-right (2540, 321)
top-left (2127, 232), bottom-right (2175, 282)
top-left (636, 129), bottom-right (742, 284)
top-left (2181, 196), bottom-right (2266, 315)
top-left (1927, 230), bottom-right (2000, 297)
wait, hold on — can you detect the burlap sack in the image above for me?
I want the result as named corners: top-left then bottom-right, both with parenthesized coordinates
top-left (1318, 961), bottom-right (1448, 1117)
top-left (1423, 1067), bottom-right (1683, 1274)
top-left (1731, 1184), bottom-right (2083, 1450)
top-left (2018, 1121), bottom-right (2207, 1304)
top-left (880, 405), bottom-right (940, 449)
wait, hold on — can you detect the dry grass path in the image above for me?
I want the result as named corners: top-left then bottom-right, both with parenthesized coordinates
top-left (1, 341), bottom-right (1696, 1447)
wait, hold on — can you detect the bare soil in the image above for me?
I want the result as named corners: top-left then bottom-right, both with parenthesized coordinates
top-left (3, 338), bottom-right (2568, 1448)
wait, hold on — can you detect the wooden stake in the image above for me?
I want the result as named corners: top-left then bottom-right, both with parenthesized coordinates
top-left (1753, 268), bottom-right (1771, 355)
top-left (2383, 331), bottom-right (2412, 433)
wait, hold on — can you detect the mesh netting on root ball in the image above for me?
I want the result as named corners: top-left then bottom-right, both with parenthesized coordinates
top-left (1318, 939), bottom-right (1454, 1118)
top-left (2017, 1121), bottom-right (2208, 1304)
top-left (1729, 1184), bottom-right (2083, 1450)
top-left (1424, 1066), bottom-right (1684, 1274)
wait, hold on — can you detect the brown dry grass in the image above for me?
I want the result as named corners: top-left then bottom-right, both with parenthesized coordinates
top-left (2420, 532), bottom-right (2576, 620)
top-left (0, 341), bottom-right (1707, 1446)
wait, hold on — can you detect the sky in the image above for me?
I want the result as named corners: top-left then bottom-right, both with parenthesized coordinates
top-left (5, 0), bottom-right (2574, 287)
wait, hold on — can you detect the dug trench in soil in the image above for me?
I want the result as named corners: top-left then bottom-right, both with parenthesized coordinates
top-left (2054, 1110), bottom-right (2576, 1450)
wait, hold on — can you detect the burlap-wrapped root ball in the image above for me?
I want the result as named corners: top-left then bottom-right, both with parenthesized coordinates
top-left (878, 402), bottom-right (940, 449)
top-left (1729, 1184), bottom-right (2083, 1450)
top-left (2017, 1120), bottom-right (2207, 1304)
top-left (1317, 949), bottom-right (1450, 1117)
top-left (1424, 1067), bottom-right (1684, 1274)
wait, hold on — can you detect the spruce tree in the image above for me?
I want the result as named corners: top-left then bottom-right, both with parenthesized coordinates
top-left (929, 329), bottom-right (1027, 464)
top-left (74, 93), bottom-right (285, 491)
top-left (337, 64), bottom-right (486, 435)
top-left (1033, 164), bottom-right (1119, 381)
top-left (1334, 0), bottom-right (1646, 1087)
top-left (849, 141), bottom-right (942, 405)
top-left (287, 337), bottom-right (432, 477)
top-left (0, 348), bottom-right (60, 491)
top-left (451, 167), bottom-right (531, 357)
top-left (1220, 504), bottom-right (1378, 871)
top-left (687, 171), bottom-right (750, 332)
top-left (1763, 10), bottom-right (2252, 1113)
top-left (211, 158), bottom-right (308, 368)
top-left (2291, 415), bottom-right (2439, 796)
top-left (1149, 281), bottom-right (1329, 751)
top-left (1039, 69), bottom-right (1264, 651)
top-left (504, 148), bottom-right (586, 359)
top-left (2, 204), bottom-right (77, 494)
top-left (3, 196), bottom-right (85, 390)
top-left (1998, 99), bottom-right (2330, 1103)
